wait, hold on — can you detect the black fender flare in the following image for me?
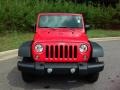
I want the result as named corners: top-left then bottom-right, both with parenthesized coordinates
top-left (18, 41), bottom-right (32, 57)
top-left (89, 41), bottom-right (104, 58)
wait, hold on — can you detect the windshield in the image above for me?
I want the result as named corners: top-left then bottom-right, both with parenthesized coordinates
top-left (39, 15), bottom-right (83, 28)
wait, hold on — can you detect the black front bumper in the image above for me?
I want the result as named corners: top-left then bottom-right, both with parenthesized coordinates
top-left (17, 61), bottom-right (104, 75)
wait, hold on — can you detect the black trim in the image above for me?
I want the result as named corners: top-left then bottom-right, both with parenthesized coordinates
top-left (90, 41), bottom-right (104, 57)
top-left (18, 61), bottom-right (104, 75)
top-left (18, 41), bottom-right (32, 57)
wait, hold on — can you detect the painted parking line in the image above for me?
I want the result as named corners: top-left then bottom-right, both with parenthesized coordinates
top-left (90, 37), bottom-right (120, 42)
top-left (0, 54), bottom-right (17, 61)
top-left (0, 49), bottom-right (18, 56)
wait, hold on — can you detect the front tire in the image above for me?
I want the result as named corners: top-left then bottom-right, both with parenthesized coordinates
top-left (85, 73), bottom-right (99, 83)
top-left (21, 57), bottom-right (36, 83)
top-left (85, 58), bottom-right (99, 83)
top-left (21, 72), bottom-right (36, 83)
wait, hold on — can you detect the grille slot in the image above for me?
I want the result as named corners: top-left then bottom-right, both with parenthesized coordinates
top-left (46, 45), bottom-right (77, 59)
top-left (55, 45), bottom-right (58, 58)
top-left (50, 46), bottom-right (54, 58)
top-left (74, 46), bottom-right (77, 58)
top-left (46, 45), bottom-right (49, 58)
top-left (65, 46), bottom-right (68, 58)
top-left (60, 45), bottom-right (63, 58)
top-left (69, 46), bottom-right (72, 58)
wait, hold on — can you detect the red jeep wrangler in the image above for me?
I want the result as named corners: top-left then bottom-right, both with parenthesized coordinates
top-left (18, 13), bottom-right (104, 83)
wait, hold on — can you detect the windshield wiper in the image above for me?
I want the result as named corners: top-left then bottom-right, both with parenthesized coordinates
top-left (40, 26), bottom-right (80, 28)
top-left (57, 26), bottom-right (79, 28)
top-left (40, 26), bottom-right (51, 28)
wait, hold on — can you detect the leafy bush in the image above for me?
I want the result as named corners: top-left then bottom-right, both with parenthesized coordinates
top-left (0, 0), bottom-right (120, 33)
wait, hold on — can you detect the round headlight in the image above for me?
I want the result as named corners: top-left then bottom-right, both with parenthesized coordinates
top-left (79, 44), bottom-right (88, 52)
top-left (35, 44), bottom-right (43, 52)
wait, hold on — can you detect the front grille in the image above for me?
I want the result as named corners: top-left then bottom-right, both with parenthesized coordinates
top-left (46, 45), bottom-right (77, 58)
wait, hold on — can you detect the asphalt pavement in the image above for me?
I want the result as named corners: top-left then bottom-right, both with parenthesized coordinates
top-left (0, 40), bottom-right (120, 90)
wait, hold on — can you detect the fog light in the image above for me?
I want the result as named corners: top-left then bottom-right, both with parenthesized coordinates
top-left (70, 68), bottom-right (76, 74)
top-left (35, 55), bottom-right (39, 59)
top-left (83, 55), bottom-right (87, 60)
top-left (47, 68), bottom-right (53, 74)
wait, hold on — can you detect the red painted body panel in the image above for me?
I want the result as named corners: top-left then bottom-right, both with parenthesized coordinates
top-left (32, 13), bottom-right (91, 63)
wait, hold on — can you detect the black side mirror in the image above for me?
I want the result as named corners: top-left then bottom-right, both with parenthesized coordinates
top-left (85, 24), bottom-right (91, 30)
top-left (31, 24), bottom-right (36, 32)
